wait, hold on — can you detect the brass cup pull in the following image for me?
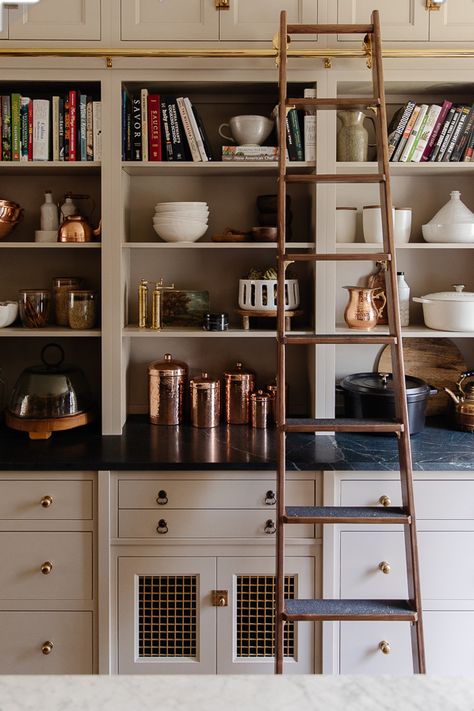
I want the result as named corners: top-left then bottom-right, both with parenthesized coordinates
top-left (378, 561), bottom-right (391, 575)
top-left (264, 490), bottom-right (277, 506)
top-left (379, 495), bottom-right (391, 507)
top-left (41, 641), bottom-right (54, 655)
top-left (156, 490), bottom-right (168, 505)
top-left (264, 519), bottom-right (276, 535)
top-left (156, 519), bottom-right (168, 534)
top-left (41, 561), bottom-right (53, 575)
top-left (379, 640), bottom-right (391, 655)
top-left (40, 495), bottom-right (53, 508)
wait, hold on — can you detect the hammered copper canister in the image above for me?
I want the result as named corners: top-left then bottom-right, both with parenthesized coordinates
top-left (148, 353), bottom-right (188, 425)
top-left (190, 372), bottom-right (220, 428)
top-left (224, 361), bottom-right (255, 425)
top-left (251, 389), bottom-right (270, 429)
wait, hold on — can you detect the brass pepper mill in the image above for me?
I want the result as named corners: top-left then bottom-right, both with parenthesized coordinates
top-left (224, 361), bottom-right (255, 425)
top-left (151, 278), bottom-right (175, 330)
top-left (138, 279), bottom-right (148, 328)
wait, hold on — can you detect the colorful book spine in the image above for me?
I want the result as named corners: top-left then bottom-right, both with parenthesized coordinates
top-left (462, 125), bottom-right (474, 161)
top-left (429, 105), bottom-right (456, 161)
top-left (79, 94), bottom-right (87, 161)
top-left (121, 87), bottom-right (128, 161)
top-left (175, 96), bottom-right (200, 162)
top-left (160, 96), bottom-right (174, 161)
top-left (168, 97), bottom-right (187, 161)
top-left (27, 99), bottom-right (33, 161)
top-left (392, 105), bottom-right (420, 162)
top-left (63, 94), bottom-right (70, 161)
top-left (86, 97), bottom-right (93, 161)
top-left (32, 98), bottom-right (50, 161)
top-left (288, 108), bottom-right (304, 161)
top-left (411, 104), bottom-right (441, 162)
top-left (451, 103), bottom-right (474, 162)
top-left (132, 93), bottom-right (142, 161)
top-left (303, 88), bottom-right (316, 162)
top-left (401, 104), bottom-right (429, 162)
top-left (387, 100), bottom-right (416, 159)
top-left (92, 101), bottom-right (102, 161)
top-left (2, 95), bottom-right (11, 161)
top-left (191, 103), bottom-right (213, 161)
top-left (58, 97), bottom-right (65, 161)
top-left (148, 94), bottom-right (161, 161)
top-left (444, 105), bottom-right (470, 161)
top-left (184, 97), bottom-right (207, 161)
top-left (438, 106), bottom-right (462, 161)
top-left (52, 95), bottom-right (60, 161)
top-left (421, 99), bottom-right (452, 161)
top-left (141, 88), bottom-right (148, 162)
top-left (69, 90), bottom-right (77, 161)
top-left (11, 93), bottom-right (21, 161)
top-left (20, 97), bottom-right (30, 162)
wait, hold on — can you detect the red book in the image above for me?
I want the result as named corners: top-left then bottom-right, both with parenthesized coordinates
top-left (148, 94), bottom-right (161, 161)
top-left (69, 90), bottom-right (77, 161)
top-left (27, 99), bottom-right (33, 161)
top-left (421, 99), bottom-right (452, 162)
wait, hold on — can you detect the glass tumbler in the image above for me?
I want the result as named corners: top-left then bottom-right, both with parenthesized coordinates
top-left (67, 290), bottom-right (97, 330)
top-left (18, 289), bottom-right (51, 328)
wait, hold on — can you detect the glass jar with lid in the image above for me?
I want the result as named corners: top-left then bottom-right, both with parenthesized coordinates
top-left (52, 277), bottom-right (82, 326)
top-left (67, 290), bottom-right (97, 330)
top-left (18, 289), bottom-right (51, 328)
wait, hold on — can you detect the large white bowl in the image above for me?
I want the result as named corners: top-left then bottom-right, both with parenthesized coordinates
top-left (422, 222), bottom-right (474, 243)
top-left (0, 301), bottom-right (18, 328)
top-left (154, 202), bottom-right (208, 212)
top-left (153, 215), bottom-right (208, 225)
top-left (154, 210), bottom-right (209, 219)
top-left (153, 222), bottom-right (209, 243)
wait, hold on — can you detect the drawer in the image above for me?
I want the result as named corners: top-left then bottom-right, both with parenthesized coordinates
top-left (0, 611), bottom-right (92, 674)
top-left (118, 479), bottom-right (313, 510)
top-left (0, 532), bottom-right (92, 600)
top-left (0, 480), bottom-right (93, 520)
top-left (340, 531), bottom-right (474, 600)
top-left (340, 479), bottom-right (474, 519)
top-left (119, 510), bottom-right (313, 539)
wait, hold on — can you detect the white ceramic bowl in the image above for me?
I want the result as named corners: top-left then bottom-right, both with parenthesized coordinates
top-left (153, 222), bottom-right (209, 243)
top-left (422, 222), bottom-right (474, 243)
top-left (154, 210), bottom-right (209, 220)
top-left (154, 202), bottom-right (208, 212)
top-left (153, 218), bottom-right (208, 229)
top-left (0, 301), bottom-right (18, 328)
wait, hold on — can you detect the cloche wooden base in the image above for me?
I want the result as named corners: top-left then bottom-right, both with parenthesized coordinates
top-left (5, 410), bottom-right (95, 439)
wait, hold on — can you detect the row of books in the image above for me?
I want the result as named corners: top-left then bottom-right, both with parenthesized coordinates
top-left (122, 90), bottom-right (213, 162)
top-left (0, 92), bottom-right (102, 162)
top-left (387, 99), bottom-right (474, 162)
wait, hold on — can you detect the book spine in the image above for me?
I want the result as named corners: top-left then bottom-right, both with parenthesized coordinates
top-left (32, 99), bottom-right (50, 161)
top-left (121, 87), bottom-right (127, 161)
top-left (303, 88), bottom-right (316, 162)
top-left (401, 104), bottom-right (429, 162)
top-left (191, 103), bottom-right (213, 161)
top-left (287, 108), bottom-right (304, 161)
top-left (52, 95), bottom-right (60, 161)
top-left (283, 108), bottom-right (297, 161)
top-left (160, 96), bottom-right (174, 161)
top-left (411, 104), bottom-right (441, 162)
top-left (168, 97), bottom-right (187, 161)
top-left (2, 95), bottom-right (11, 161)
top-left (86, 97), bottom-right (93, 161)
top-left (92, 101), bottom-right (102, 161)
top-left (69, 90), bottom-right (77, 161)
top-left (63, 93), bottom-right (70, 161)
top-left (79, 94), bottom-right (87, 161)
top-left (58, 97), bottom-right (65, 161)
top-left (462, 125), bottom-right (474, 161)
top-left (388, 100), bottom-right (416, 159)
top-left (11, 93), bottom-right (21, 161)
top-left (20, 97), bottom-right (30, 162)
top-left (141, 88), bottom-right (148, 162)
top-left (421, 99), bottom-right (452, 161)
top-left (27, 99), bottom-right (33, 161)
top-left (0, 105), bottom-right (2, 161)
top-left (451, 103), bottom-right (474, 161)
top-left (429, 106), bottom-right (456, 161)
top-left (184, 97), bottom-right (207, 161)
top-left (132, 93), bottom-right (142, 161)
top-left (438, 106), bottom-right (462, 161)
top-left (147, 94), bottom-right (161, 161)
top-left (175, 97), bottom-right (200, 162)
top-left (445, 105), bottom-right (469, 161)
top-left (392, 105), bottom-right (420, 162)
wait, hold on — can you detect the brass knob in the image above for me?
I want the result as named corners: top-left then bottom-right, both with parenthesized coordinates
top-left (264, 519), bottom-right (276, 535)
top-left (379, 640), bottom-right (391, 655)
top-left (156, 490), bottom-right (168, 505)
top-left (379, 495), bottom-right (391, 507)
top-left (41, 561), bottom-right (53, 575)
top-left (264, 490), bottom-right (277, 506)
top-left (379, 561), bottom-right (391, 575)
top-left (156, 519), bottom-right (168, 534)
top-left (41, 641), bottom-right (54, 655)
top-left (40, 495), bottom-right (53, 508)
top-left (217, 595), bottom-right (227, 606)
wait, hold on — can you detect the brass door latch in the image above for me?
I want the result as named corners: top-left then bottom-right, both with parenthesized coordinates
top-left (215, 0), bottom-right (230, 9)
top-left (212, 590), bottom-right (228, 606)
top-left (425, 0), bottom-right (446, 9)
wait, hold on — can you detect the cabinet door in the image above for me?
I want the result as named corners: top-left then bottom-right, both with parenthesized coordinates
top-left (219, 0), bottom-right (319, 42)
top-left (118, 556), bottom-right (216, 673)
top-left (217, 556), bottom-right (314, 673)
top-left (8, 0), bottom-right (101, 40)
top-left (336, 0), bottom-right (429, 42)
top-left (429, 2), bottom-right (474, 42)
top-left (120, 0), bottom-right (219, 41)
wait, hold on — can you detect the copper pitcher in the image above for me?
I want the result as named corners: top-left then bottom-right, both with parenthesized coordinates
top-left (58, 216), bottom-right (101, 243)
top-left (343, 286), bottom-right (386, 330)
top-left (445, 370), bottom-right (474, 432)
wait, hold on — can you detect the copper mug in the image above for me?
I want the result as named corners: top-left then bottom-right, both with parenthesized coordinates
top-left (343, 286), bottom-right (386, 331)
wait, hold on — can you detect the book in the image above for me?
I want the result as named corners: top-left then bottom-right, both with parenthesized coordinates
top-left (450, 102), bottom-right (474, 161)
top-left (191, 103), bottom-right (213, 161)
top-left (86, 96), bottom-right (93, 161)
top-left (63, 93), bottom-right (70, 161)
top-left (32, 98), bottom-right (50, 161)
top-left (141, 88), bottom-right (148, 162)
top-left (222, 145), bottom-right (278, 160)
top-left (147, 94), bottom-right (161, 161)
top-left (69, 90), bottom-right (77, 161)
top-left (11, 93), bottom-right (21, 161)
top-left (52, 95), bottom-right (60, 161)
top-left (421, 99), bottom-right (452, 161)
top-left (392, 104), bottom-right (420, 162)
top-left (160, 96), bottom-right (174, 161)
top-left (184, 97), bottom-right (208, 161)
top-left (58, 96), bottom-right (65, 161)
top-left (167, 97), bottom-right (187, 161)
top-left (437, 105), bottom-right (462, 161)
top-left (411, 104), bottom-right (441, 162)
top-left (79, 94), bottom-right (87, 161)
top-left (175, 96), bottom-right (200, 161)
top-left (387, 100), bottom-right (416, 159)
top-left (400, 104), bottom-right (429, 162)
top-left (131, 92), bottom-right (142, 161)
top-left (20, 96), bottom-right (30, 161)
top-left (303, 87), bottom-right (316, 162)
top-left (462, 124), bottom-right (474, 161)
top-left (121, 86), bottom-right (128, 160)
top-left (2, 95), bottom-right (11, 161)
top-left (92, 101), bottom-right (102, 161)
top-left (27, 98), bottom-right (33, 161)
top-left (444, 104), bottom-right (470, 161)
top-left (287, 107), bottom-right (304, 161)
top-left (429, 105), bottom-right (456, 161)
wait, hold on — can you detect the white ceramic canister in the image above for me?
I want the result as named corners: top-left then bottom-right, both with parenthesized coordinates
top-left (362, 205), bottom-right (396, 243)
top-left (336, 207), bottom-right (357, 243)
top-left (394, 207), bottom-right (412, 244)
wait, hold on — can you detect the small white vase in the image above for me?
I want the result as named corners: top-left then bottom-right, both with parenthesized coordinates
top-left (394, 207), bottom-right (412, 244)
top-left (336, 207), bottom-right (357, 243)
top-left (362, 205), bottom-right (395, 243)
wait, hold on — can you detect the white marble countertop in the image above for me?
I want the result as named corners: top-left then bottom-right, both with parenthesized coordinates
top-left (1, 675), bottom-right (474, 711)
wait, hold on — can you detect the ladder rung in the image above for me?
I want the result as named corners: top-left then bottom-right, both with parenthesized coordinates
top-left (284, 252), bottom-right (392, 262)
top-left (284, 506), bottom-right (411, 525)
top-left (285, 173), bottom-right (386, 184)
top-left (281, 334), bottom-right (397, 345)
top-left (287, 98), bottom-right (380, 110)
top-left (287, 24), bottom-right (374, 35)
top-left (284, 418), bottom-right (404, 434)
top-left (283, 599), bottom-right (417, 622)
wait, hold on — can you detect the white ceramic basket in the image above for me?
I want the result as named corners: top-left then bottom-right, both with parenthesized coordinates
top-left (238, 279), bottom-right (299, 311)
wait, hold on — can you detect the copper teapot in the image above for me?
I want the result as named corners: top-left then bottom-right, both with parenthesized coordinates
top-left (58, 215), bottom-right (101, 243)
top-left (445, 370), bottom-right (474, 432)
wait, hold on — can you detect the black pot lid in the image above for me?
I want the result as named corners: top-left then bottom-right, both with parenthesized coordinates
top-left (340, 372), bottom-right (430, 397)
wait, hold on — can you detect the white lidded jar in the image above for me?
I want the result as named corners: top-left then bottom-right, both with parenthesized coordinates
top-left (397, 271), bottom-right (410, 327)
top-left (40, 190), bottom-right (59, 231)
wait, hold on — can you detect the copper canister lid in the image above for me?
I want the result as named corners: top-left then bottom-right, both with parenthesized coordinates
top-left (190, 372), bottom-right (219, 389)
top-left (148, 353), bottom-right (188, 376)
top-left (251, 389), bottom-right (270, 401)
top-left (224, 361), bottom-right (255, 381)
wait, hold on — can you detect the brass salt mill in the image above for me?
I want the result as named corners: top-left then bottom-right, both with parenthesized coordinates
top-left (138, 279), bottom-right (149, 328)
top-left (151, 278), bottom-right (175, 330)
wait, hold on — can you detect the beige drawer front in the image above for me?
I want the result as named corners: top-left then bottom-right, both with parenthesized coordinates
top-left (340, 479), bottom-right (474, 519)
top-left (0, 480), bottom-right (93, 520)
top-left (119, 510), bottom-right (313, 539)
top-left (340, 531), bottom-right (474, 600)
top-left (0, 532), bottom-right (92, 600)
top-left (0, 611), bottom-right (92, 674)
top-left (118, 479), bottom-right (313, 510)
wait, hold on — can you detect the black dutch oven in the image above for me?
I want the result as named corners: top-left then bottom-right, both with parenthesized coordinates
top-left (338, 372), bottom-right (437, 435)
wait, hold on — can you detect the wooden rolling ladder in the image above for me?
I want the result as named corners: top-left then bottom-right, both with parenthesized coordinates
top-left (275, 10), bottom-right (425, 674)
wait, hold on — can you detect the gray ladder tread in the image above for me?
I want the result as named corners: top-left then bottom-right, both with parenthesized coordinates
top-left (284, 506), bottom-right (411, 524)
top-left (282, 334), bottom-right (396, 346)
top-left (284, 418), bottom-right (403, 433)
top-left (284, 599), bottom-right (417, 622)
top-left (285, 173), bottom-right (385, 184)
top-left (287, 98), bottom-right (380, 110)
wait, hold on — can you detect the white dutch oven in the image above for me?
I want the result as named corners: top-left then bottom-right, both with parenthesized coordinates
top-left (413, 284), bottom-right (474, 331)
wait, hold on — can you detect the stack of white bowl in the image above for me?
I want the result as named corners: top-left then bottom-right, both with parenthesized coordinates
top-left (153, 202), bottom-right (209, 243)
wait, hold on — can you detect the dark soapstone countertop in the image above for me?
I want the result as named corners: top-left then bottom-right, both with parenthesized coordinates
top-left (0, 416), bottom-right (472, 472)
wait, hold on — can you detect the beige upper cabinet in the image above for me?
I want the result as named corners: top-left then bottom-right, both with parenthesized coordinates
top-left (429, 0), bottom-right (474, 42)
top-left (8, 0), bottom-right (101, 40)
top-left (219, 0), bottom-right (319, 41)
top-left (335, 0), bottom-right (429, 42)
top-left (121, 0), bottom-right (219, 41)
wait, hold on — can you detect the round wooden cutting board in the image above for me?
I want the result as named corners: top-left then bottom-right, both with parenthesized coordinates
top-left (376, 338), bottom-right (467, 416)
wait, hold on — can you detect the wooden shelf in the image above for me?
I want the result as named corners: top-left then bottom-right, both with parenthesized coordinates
top-left (123, 326), bottom-right (312, 338)
top-left (0, 327), bottom-right (101, 337)
top-left (0, 242), bottom-right (101, 249)
top-left (0, 161), bottom-right (101, 175)
top-left (336, 324), bottom-right (474, 338)
top-left (337, 161), bottom-right (474, 176)
top-left (336, 242), bottom-right (474, 250)
top-left (122, 161), bottom-right (315, 177)
top-left (123, 242), bottom-right (315, 249)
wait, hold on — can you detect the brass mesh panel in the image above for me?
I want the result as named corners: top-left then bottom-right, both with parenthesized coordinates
top-left (138, 575), bottom-right (197, 658)
top-left (237, 575), bottom-right (295, 658)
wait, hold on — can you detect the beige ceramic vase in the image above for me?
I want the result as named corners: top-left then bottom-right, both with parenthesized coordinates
top-left (343, 286), bottom-right (386, 330)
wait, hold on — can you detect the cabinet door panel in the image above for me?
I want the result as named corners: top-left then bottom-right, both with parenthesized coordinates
top-left (0, 480), bottom-right (93, 520)
top-left (8, 0), bottom-right (101, 40)
top-left (118, 556), bottom-right (216, 673)
top-left (429, 2), bottom-right (474, 42)
top-left (0, 612), bottom-right (92, 674)
top-left (121, 0), bottom-right (219, 41)
top-left (336, 0), bottom-right (428, 42)
top-left (219, 0), bottom-right (318, 42)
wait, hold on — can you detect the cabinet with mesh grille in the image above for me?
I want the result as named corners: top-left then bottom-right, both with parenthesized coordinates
top-left (118, 555), bottom-right (314, 673)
